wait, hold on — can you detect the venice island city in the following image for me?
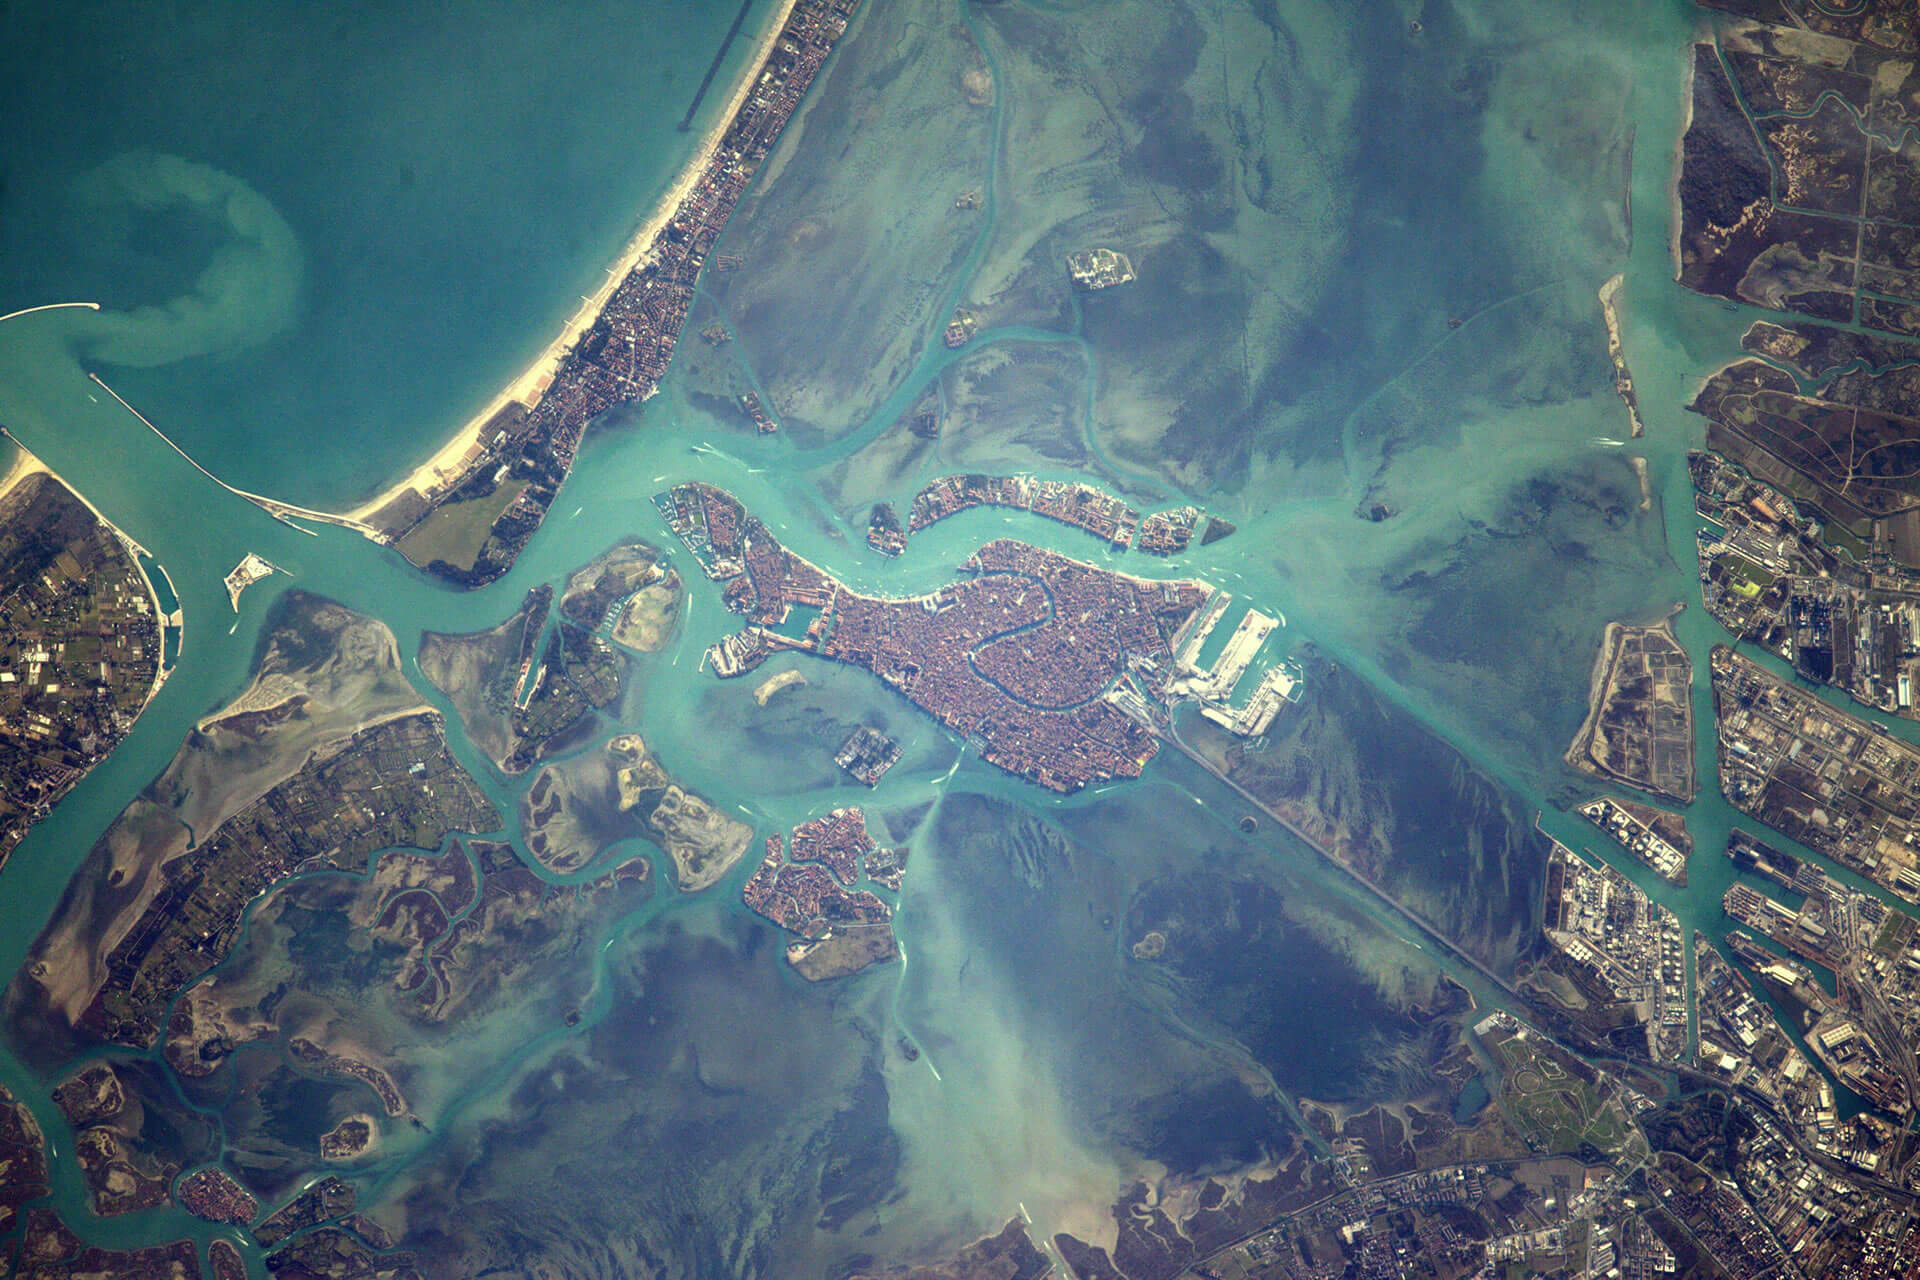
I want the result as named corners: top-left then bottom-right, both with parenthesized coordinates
top-left (12, 0), bottom-right (1920, 1279)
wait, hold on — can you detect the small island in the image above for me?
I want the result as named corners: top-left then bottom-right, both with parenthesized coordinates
top-left (222, 551), bottom-right (283, 611)
top-left (744, 807), bottom-right (906, 980)
top-left (1066, 247), bottom-right (1135, 291)
top-left (1565, 617), bottom-right (1695, 805)
top-left (878, 472), bottom-right (1226, 557)
top-left (752, 668), bottom-right (807, 705)
top-left (319, 1114), bottom-right (377, 1162)
top-left (176, 1167), bottom-right (256, 1225)
top-left (834, 725), bottom-right (902, 786)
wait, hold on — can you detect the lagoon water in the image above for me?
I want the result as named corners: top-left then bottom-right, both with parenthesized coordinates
top-left (0, 0), bottom-right (1906, 1274)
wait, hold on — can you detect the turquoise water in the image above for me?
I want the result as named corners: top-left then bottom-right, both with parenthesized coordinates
top-left (5, 0), bottom-right (1917, 1274)
top-left (0, 0), bottom-right (776, 508)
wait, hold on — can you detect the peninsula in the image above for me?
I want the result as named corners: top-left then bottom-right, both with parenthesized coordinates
top-left (352, 0), bottom-right (861, 586)
top-left (0, 440), bottom-right (167, 875)
top-left (4, 593), bottom-right (497, 1056)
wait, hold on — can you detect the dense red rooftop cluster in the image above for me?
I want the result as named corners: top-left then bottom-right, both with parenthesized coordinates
top-left (742, 830), bottom-right (892, 938)
top-left (787, 806), bottom-right (881, 888)
top-left (663, 483), bottom-right (1211, 793)
top-left (908, 474), bottom-right (1139, 548)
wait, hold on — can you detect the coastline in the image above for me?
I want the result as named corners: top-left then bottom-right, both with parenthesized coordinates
top-left (0, 428), bottom-right (174, 713)
top-left (0, 426), bottom-right (155, 562)
top-left (1598, 274), bottom-right (1647, 439)
top-left (1563, 620), bottom-right (1625, 780)
top-left (0, 438), bottom-right (50, 507)
top-left (342, 0), bottom-right (803, 527)
top-left (1668, 34), bottom-right (1696, 281)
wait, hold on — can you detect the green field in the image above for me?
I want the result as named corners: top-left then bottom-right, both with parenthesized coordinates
top-left (396, 480), bottom-right (527, 572)
top-left (1486, 1029), bottom-right (1645, 1161)
top-left (1721, 554), bottom-right (1775, 591)
top-left (1818, 517), bottom-right (1870, 562)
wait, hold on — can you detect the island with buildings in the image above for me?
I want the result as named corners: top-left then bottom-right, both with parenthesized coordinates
top-left (1065, 248), bottom-right (1135, 292)
top-left (907, 473), bottom-right (1141, 549)
top-left (0, 449), bottom-right (166, 875)
top-left (222, 552), bottom-right (283, 612)
top-left (743, 807), bottom-right (904, 980)
top-left (833, 725), bottom-right (901, 787)
top-left (354, 0), bottom-right (862, 587)
top-left (176, 1167), bottom-right (257, 1226)
top-left (658, 481), bottom-right (1297, 793)
top-left (872, 472), bottom-right (1228, 559)
top-left (1564, 618), bottom-right (1695, 805)
top-left (1574, 795), bottom-right (1691, 883)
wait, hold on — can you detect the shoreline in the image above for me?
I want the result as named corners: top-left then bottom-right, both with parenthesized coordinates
top-left (0, 426), bottom-right (154, 560)
top-left (1598, 274), bottom-right (1647, 439)
top-left (0, 428), bottom-right (174, 711)
top-left (1564, 620), bottom-right (1626, 778)
top-left (1669, 32), bottom-right (1698, 282)
top-left (342, 0), bottom-right (803, 527)
top-left (0, 438), bottom-right (51, 507)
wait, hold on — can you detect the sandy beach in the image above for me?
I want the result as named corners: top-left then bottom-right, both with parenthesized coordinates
top-left (0, 428), bottom-right (173, 713)
top-left (1668, 40), bottom-right (1697, 279)
top-left (343, 0), bottom-right (802, 527)
top-left (0, 427), bottom-right (153, 559)
top-left (0, 436), bottom-right (51, 506)
top-left (1598, 274), bottom-right (1647, 439)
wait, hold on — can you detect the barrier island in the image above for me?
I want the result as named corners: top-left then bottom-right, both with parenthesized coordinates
top-left (356, 0), bottom-right (861, 587)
